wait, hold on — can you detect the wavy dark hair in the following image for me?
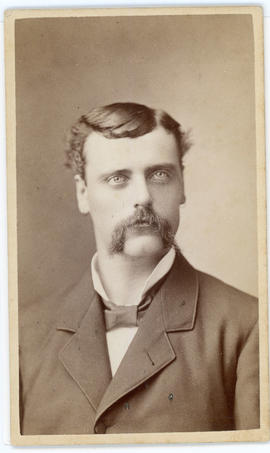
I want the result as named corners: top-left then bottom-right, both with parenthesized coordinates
top-left (65, 102), bottom-right (191, 181)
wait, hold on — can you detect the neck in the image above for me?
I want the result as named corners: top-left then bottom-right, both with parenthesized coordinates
top-left (96, 249), bottom-right (166, 306)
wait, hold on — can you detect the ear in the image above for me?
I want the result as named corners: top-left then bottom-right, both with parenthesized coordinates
top-left (179, 174), bottom-right (186, 205)
top-left (180, 192), bottom-right (186, 205)
top-left (74, 175), bottom-right (89, 214)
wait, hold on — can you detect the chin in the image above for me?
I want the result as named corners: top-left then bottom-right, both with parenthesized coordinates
top-left (123, 235), bottom-right (165, 259)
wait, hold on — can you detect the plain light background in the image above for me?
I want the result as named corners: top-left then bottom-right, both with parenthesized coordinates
top-left (15, 13), bottom-right (257, 310)
top-left (1, 2), bottom-right (269, 452)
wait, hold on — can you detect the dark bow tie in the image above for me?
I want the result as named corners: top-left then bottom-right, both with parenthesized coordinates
top-left (103, 295), bottom-right (152, 331)
top-left (101, 271), bottom-right (170, 331)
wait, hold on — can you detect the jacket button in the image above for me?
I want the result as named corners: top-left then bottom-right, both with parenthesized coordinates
top-left (94, 421), bottom-right (106, 434)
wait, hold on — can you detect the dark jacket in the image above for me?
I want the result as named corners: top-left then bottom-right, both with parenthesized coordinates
top-left (19, 254), bottom-right (259, 434)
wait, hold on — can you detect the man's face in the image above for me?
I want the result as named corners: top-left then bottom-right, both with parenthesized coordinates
top-left (76, 126), bottom-right (185, 259)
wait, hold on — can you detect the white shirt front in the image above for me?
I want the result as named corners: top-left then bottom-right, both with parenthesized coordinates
top-left (91, 248), bottom-right (176, 376)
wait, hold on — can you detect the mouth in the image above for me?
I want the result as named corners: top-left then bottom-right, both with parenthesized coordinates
top-left (127, 221), bottom-right (159, 234)
top-left (134, 222), bottom-right (151, 227)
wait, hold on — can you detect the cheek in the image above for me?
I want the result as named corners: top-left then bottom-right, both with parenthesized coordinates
top-left (152, 184), bottom-right (182, 212)
top-left (86, 184), bottom-right (110, 210)
top-left (151, 187), bottom-right (182, 232)
top-left (165, 203), bottom-right (180, 227)
top-left (86, 187), bottom-right (125, 226)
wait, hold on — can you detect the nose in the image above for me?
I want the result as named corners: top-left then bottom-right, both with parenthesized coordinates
top-left (133, 176), bottom-right (152, 208)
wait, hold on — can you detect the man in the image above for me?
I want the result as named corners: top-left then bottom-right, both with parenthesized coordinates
top-left (20, 102), bottom-right (259, 434)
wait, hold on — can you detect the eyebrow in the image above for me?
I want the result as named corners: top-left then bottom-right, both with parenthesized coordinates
top-left (145, 163), bottom-right (177, 173)
top-left (98, 169), bottom-right (132, 181)
top-left (98, 163), bottom-right (178, 181)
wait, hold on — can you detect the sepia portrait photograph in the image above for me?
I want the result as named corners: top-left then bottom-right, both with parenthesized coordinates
top-left (4, 5), bottom-right (269, 446)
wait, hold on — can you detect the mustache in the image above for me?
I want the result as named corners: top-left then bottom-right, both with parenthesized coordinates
top-left (109, 206), bottom-right (176, 254)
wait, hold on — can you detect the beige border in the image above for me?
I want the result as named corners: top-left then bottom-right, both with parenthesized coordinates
top-left (5, 5), bottom-right (269, 446)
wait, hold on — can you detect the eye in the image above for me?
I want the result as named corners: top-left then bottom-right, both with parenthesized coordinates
top-left (151, 170), bottom-right (170, 182)
top-left (107, 175), bottom-right (128, 186)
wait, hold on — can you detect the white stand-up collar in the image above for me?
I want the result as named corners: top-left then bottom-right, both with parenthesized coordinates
top-left (91, 247), bottom-right (176, 305)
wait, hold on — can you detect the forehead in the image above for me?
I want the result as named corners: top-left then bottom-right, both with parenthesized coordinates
top-left (83, 126), bottom-right (180, 172)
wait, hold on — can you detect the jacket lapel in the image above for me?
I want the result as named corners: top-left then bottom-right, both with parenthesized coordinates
top-left (162, 252), bottom-right (199, 333)
top-left (95, 252), bottom-right (199, 423)
top-left (57, 270), bottom-right (112, 411)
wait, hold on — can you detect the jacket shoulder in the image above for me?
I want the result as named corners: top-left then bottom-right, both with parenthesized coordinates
top-left (19, 267), bottom-right (95, 353)
top-left (20, 283), bottom-right (74, 354)
top-left (197, 270), bottom-right (258, 330)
